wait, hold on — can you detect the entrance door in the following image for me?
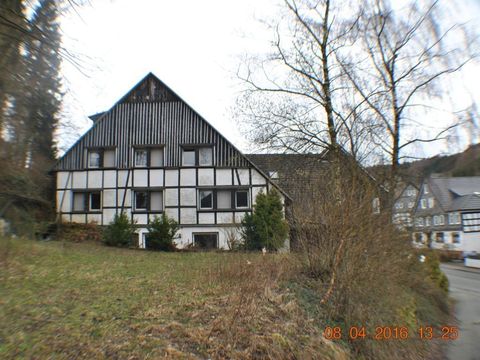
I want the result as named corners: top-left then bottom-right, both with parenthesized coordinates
top-left (193, 233), bottom-right (218, 249)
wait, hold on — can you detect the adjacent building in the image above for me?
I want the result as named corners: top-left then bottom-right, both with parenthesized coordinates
top-left (54, 73), bottom-right (290, 249)
top-left (394, 175), bottom-right (480, 253)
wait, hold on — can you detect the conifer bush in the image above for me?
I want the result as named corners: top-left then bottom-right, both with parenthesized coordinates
top-left (241, 189), bottom-right (289, 251)
top-left (145, 213), bottom-right (178, 251)
top-left (103, 213), bottom-right (137, 247)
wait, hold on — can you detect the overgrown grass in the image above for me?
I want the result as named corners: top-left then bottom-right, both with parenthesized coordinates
top-left (0, 238), bottom-right (346, 359)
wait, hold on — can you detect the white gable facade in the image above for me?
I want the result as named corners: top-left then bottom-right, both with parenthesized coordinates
top-left (54, 73), bottom-right (288, 249)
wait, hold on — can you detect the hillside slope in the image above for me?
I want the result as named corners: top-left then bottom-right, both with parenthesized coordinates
top-left (402, 143), bottom-right (480, 179)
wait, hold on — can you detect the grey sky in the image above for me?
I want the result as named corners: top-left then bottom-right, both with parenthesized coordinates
top-left (59, 0), bottom-right (480, 158)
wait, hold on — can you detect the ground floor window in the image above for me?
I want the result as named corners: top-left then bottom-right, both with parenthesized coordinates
top-left (435, 232), bottom-right (444, 243)
top-left (452, 232), bottom-right (460, 244)
top-left (193, 233), bottom-right (218, 249)
top-left (414, 233), bottom-right (423, 243)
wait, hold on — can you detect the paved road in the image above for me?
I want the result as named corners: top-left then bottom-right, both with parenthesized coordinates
top-left (441, 264), bottom-right (480, 360)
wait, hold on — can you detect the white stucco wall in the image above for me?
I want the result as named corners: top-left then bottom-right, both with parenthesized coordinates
top-left (462, 232), bottom-right (480, 253)
top-left (55, 167), bottom-right (289, 250)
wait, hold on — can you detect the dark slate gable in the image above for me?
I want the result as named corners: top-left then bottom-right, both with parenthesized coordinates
top-left (55, 73), bottom-right (251, 170)
top-left (118, 73), bottom-right (180, 103)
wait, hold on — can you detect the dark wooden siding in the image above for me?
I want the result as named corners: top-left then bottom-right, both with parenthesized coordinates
top-left (55, 101), bottom-right (249, 170)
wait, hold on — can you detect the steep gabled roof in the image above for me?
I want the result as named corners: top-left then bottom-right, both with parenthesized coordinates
top-left (54, 73), bottom-right (290, 199)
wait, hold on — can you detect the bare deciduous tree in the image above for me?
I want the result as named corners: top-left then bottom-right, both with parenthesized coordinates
top-left (343, 0), bottom-right (478, 193)
top-left (237, 0), bottom-right (371, 160)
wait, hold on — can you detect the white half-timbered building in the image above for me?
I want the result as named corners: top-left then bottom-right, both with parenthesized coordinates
top-left (54, 73), bottom-right (289, 249)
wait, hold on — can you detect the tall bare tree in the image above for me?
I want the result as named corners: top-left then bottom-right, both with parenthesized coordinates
top-left (237, 0), bottom-right (372, 160)
top-left (343, 0), bottom-right (477, 194)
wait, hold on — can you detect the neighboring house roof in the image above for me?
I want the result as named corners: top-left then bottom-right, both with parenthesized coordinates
top-left (427, 176), bottom-right (480, 212)
top-left (246, 153), bottom-right (328, 200)
top-left (247, 149), bottom-right (385, 204)
top-left (450, 193), bottom-right (480, 211)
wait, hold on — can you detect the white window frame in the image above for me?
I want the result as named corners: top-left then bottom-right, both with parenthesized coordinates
top-left (428, 198), bottom-right (435, 208)
top-left (150, 147), bottom-right (164, 167)
top-left (182, 148), bottom-right (196, 166)
top-left (198, 147), bottom-right (213, 166)
top-left (134, 149), bottom-right (148, 167)
top-left (435, 232), bottom-right (444, 243)
top-left (88, 150), bottom-right (102, 169)
top-left (452, 232), bottom-right (461, 244)
top-left (420, 199), bottom-right (427, 209)
top-left (89, 192), bottom-right (102, 211)
top-left (199, 190), bottom-right (214, 210)
top-left (134, 190), bottom-right (149, 211)
top-left (235, 190), bottom-right (249, 209)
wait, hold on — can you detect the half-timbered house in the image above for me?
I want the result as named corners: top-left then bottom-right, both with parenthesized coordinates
top-left (54, 73), bottom-right (290, 249)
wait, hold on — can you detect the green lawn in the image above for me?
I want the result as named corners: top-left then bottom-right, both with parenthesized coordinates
top-left (0, 239), bottom-right (339, 359)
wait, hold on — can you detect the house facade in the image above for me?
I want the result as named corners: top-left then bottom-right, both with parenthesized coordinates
top-left (395, 176), bottom-right (480, 253)
top-left (54, 73), bottom-right (289, 249)
top-left (392, 183), bottom-right (419, 228)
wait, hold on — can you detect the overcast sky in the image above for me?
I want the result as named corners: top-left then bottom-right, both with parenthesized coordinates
top-left (59, 0), bottom-right (480, 159)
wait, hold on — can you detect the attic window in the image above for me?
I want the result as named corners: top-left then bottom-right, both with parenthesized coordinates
top-left (268, 171), bottom-right (279, 180)
top-left (199, 147), bottom-right (213, 166)
top-left (182, 149), bottom-right (196, 166)
top-left (135, 149), bottom-right (148, 167)
top-left (182, 147), bottom-right (213, 166)
top-left (88, 151), bottom-right (101, 168)
top-left (88, 148), bottom-right (116, 168)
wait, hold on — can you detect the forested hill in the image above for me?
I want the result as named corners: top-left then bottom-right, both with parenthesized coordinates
top-left (400, 143), bottom-right (480, 178)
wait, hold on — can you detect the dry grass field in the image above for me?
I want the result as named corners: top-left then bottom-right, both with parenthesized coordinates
top-left (0, 238), bottom-right (346, 359)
